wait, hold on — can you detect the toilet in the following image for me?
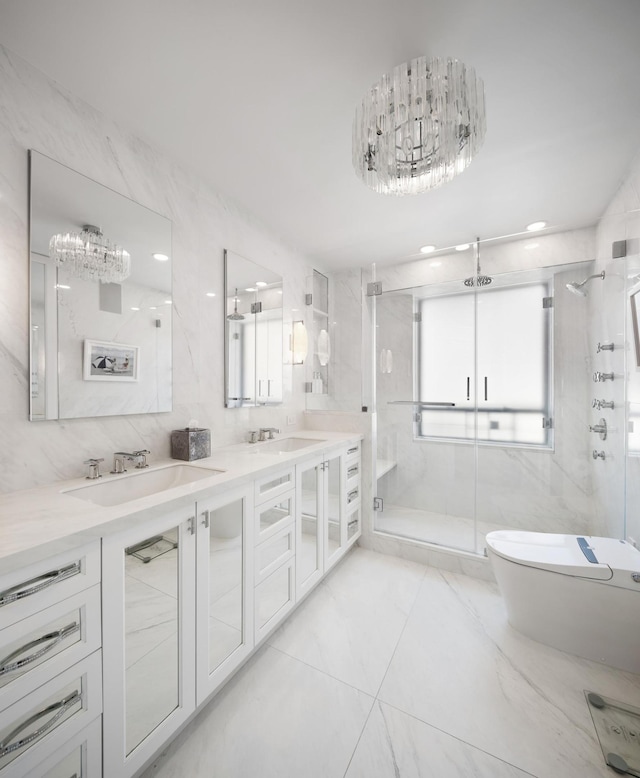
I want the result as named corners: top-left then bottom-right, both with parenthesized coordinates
top-left (486, 530), bottom-right (640, 674)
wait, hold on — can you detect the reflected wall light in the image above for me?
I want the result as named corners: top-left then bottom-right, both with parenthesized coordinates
top-left (291, 320), bottom-right (308, 365)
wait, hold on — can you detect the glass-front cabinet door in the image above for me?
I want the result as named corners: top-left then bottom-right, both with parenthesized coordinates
top-left (102, 506), bottom-right (196, 778)
top-left (325, 452), bottom-right (346, 569)
top-left (196, 485), bottom-right (253, 704)
top-left (296, 455), bottom-right (323, 597)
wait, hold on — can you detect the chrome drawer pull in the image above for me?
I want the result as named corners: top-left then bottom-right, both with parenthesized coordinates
top-left (347, 465), bottom-right (359, 477)
top-left (0, 563), bottom-right (81, 608)
top-left (0, 690), bottom-right (81, 756)
top-left (347, 488), bottom-right (359, 503)
top-left (347, 446), bottom-right (359, 455)
top-left (348, 519), bottom-right (359, 529)
top-left (0, 622), bottom-right (80, 677)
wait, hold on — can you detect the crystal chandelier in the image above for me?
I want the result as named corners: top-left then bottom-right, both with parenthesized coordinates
top-left (49, 224), bottom-right (131, 283)
top-left (352, 56), bottom-right (486, 195)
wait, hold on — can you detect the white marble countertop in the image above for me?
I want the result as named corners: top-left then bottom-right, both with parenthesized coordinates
top-left (0, 431), bottom-right (362, 575)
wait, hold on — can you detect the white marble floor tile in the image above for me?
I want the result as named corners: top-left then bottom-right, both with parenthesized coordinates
top-left (142, 644), bottom-right (374, 778)
top-left (378, 567), bottom-right (640, 778)
top-left (268, 547), bottom-right (425, 695)
top-left (345, 701), bottom-right (534, 777)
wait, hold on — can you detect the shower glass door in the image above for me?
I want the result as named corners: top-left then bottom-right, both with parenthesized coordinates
top-left (372, 268), bottom-right (479, 554)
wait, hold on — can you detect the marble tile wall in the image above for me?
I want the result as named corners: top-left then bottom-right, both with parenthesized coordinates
top-left (0, 45), bottom-right (313, 493)
top-left (591, 148), bottom-right (640, 543)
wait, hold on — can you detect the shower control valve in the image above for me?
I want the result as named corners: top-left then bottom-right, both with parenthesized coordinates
top-left (593, 371), bottom-right (614, 382)
top-left (597, 342), bottom-right (615, 353)
top-left (593, 450), bottom-right (606, 460)
top-left (590, 418), bottom-right (608, 440)
top-left (592, 399), bottom-right (614, 410)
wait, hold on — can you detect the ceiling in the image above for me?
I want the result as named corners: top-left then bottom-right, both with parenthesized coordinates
top-left (2, 0), bottom-right (640, 269)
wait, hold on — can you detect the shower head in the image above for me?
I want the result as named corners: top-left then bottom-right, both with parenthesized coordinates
top-left (565, 271), bottom-right (605, 297)
top-left (463, 237), bottom-right (492, 287)
top-left (227, 288), bottom-right (245, 321)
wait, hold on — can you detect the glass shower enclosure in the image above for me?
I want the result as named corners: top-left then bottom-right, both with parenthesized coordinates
top-left (371, 244), bottom-right (626, 556)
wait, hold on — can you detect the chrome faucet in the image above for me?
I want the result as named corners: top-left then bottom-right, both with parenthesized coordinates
top-left (259, 427), bottom-right (280, 442)
top-left (593, 371), bottom-right (614, 382)
top-left (592, 398), bottom-right (614, 410)
top-left (111, 450), bottom-right (150, 473)
top-left (84, 458), bottom-right (104, 480)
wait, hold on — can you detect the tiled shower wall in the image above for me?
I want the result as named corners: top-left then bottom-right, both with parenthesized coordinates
top-left (592, 148), bottom-right (640, 545)
top-left (372, 229), bottom-right (600, 539)
top-left (0, 45), bottom-right (313, 493)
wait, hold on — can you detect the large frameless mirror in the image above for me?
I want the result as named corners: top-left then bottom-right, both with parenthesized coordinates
top-left (224, 249), bottom-right (283, 407)
top-left (29, 150), bottom-right (172, 420)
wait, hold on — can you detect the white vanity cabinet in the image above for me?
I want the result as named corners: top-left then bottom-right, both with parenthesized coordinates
top-left (102, 506), bottom-right (197, 778)
top-left (0, 433), bottom-right (363, 778)
top-left (0, 543), bottom-right (102, 778)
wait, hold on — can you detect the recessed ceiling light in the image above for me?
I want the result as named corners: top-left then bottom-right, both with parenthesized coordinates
top-left (245, 287), bottom-right (256, 292)
top-left (164, 300), bottom-right (172, 304)
top-left (524, 243), bottom-right (539, 251)
top-left (455, 244), bottom-right (470, 251)
top-left (152, 253), bottom-right (169, 261)
top-left (277, 290), bottom-right (283, 295)
top-left (149, 306), bottom-right (157, 310)
top-left (206, 292), bottom-right (216, 297)
top-left (526, 221), bottom-right (546, 232)
top-left (55, 283), bottom-right (71, 290)
top-left (130, 306), bottom-right (140, 311)
top-left (255, 281), bottom-right (267, 287)
top-left (430, 261), bottom-right (442, 267)
top-left (420, 245), bottom-right (436, 254)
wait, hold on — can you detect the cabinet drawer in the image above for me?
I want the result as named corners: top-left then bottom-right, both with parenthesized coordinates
top-left (0, 586), bottom-right (101, 712)
top-left (345, 442), bottom-right (361, 461)
top-left (347, 505), bottom-right (362, 544)
top-left (254, 561), bottom-right (294, 642)
top-left (0, 650), bottom-right (101, 778)
top-left (254, 469), bottom-right (295, 505)
top-left (31, 716), bottom-right (101, 778)
top-left (346, 484), bottom-right (361, 508)
top-left (255, 492), bottom-right (295, 542)
top-left (255, 523), bottom-right (295, 584)
top-left (345, 460), bottom-right (360, 491)
top-left (0, 544), bottom-right (100, 631)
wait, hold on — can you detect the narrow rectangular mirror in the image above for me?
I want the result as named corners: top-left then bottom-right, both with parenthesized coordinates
top-left (29, 150), bottom-right (173, 420)
top-left (224, 249), bottom-right (283, 407)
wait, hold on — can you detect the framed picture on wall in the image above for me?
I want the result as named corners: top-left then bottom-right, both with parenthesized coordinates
top-left (630, 290), bottom-right (640, 369)
top-left (83, 339), bottom-right (139, 381)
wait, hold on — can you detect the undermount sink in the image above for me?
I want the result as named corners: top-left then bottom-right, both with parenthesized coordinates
top-left (252, 437), bottom-right (326, 454)
top-left (63, 464), bottom-right (224, 507)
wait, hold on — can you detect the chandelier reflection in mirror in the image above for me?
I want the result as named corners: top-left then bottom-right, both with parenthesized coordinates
top-left (49, 224), bottom-right (131, 283)
top-left (353, 57), bottom-right (486, 195)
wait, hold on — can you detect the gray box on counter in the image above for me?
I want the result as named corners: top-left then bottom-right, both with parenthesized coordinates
top-left (171, 428), bottom-right (211, 461)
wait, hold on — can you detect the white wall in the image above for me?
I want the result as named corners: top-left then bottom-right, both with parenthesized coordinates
top-left (0, 45), bottom-right (312, 493)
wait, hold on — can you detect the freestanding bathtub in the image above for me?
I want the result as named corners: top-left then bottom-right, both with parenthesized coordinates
top-left (486, 530), bottom-right (640, 673)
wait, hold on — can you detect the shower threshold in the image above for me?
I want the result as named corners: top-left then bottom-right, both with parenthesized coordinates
top-left (374, 504), bottom-right (519, 556)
